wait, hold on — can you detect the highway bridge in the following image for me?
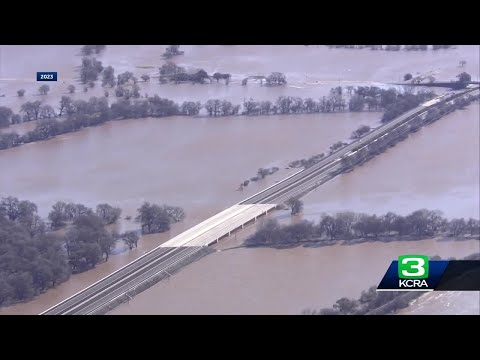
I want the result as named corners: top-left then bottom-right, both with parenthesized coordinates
top-left (40, 86), bottom-right (479, 315)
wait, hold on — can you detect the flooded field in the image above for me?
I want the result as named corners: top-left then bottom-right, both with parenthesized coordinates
top-left (109, 233), bottom-right (478, 315)
top-left (109, 102), bottom-right (479, 315)
top-left (1, 45), bottom-right (479, 114)
top-left (301, 103), bottom-right (480, 220)
top-left (0, 45), bottom-right (478, 315)
top-left (0, 111), bottom-right (380, 315)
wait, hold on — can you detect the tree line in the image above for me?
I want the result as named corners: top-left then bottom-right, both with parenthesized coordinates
top-left (262, 86), bottom-right (473, 173)
top-left (288, 140), bottom-right (354, 169)
top-left (346, 86), bottom-right (437, 122)
top-left (0, 196), bottom-right (185, 306)
top-left (0, 84), bottom-right (433, 128)
top-left (239, 167), bottom-right (280, 190)
top-left (304, 285), bottom-right (422, 315)
top-left (327, 45), bottom-right (453, 51)
top-left (403, 71), bottom-right (472, 85)
top-left (244, 209), bottom-right (480, 246)
top-left (381, 91), bottom-right (436, 123)
top-left (159, 61), bottom-right (285, 86)
top-left (0, 86), bottom-right (442, 153)
top-left (236, 87), bottom-right (434, 117)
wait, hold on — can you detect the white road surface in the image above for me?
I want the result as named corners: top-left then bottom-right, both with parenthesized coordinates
top-left (161, 204), bottom-right (277, 247)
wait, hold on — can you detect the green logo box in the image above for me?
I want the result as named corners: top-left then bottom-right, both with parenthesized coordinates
top-left (398, 255), bottom-right (429, 279)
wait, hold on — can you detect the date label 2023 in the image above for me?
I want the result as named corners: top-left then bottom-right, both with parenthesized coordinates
top-left (37, 72), bottom-right (58, 81)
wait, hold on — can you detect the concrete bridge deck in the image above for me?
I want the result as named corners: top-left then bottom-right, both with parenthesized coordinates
top-left (161, 203), bottom-right (276, 247)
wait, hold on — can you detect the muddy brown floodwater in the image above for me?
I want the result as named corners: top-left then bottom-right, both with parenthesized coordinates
top-left (109, 103), bottom-right (479, 315)
top-left (301, 103), bottom-right (480, 220)
top-left (0, 45), bottom-right (478, 315)
top-left (1, 45), bottom-right (479, 114)
top-left (0, 111), bottom-right (380, 315)
top-left (109, 236), bottom-right (479, 315)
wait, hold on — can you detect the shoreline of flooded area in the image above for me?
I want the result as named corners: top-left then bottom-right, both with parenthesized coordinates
top-left (108, 236), bottom-right (479, 315)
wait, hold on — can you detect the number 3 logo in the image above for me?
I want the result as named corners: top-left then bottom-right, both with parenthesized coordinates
top-left (398, 255), bottom-right (429, 279)
top-left (401, 258), bottom-right (425, 277)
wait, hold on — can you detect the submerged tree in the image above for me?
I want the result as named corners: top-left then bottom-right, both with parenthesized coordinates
top-left (38, 85), bottom-right (50, 95)
top-left (102, 66), bottom-right (116, 87)
top-left (163, 45), bottom-right (183, 58)
top-left (265, 72), bottom-right (287, 86)
top-left (286, 198), bottom-right (304, 215)
top-left (121, 231), bottom-right (140, 250)
top-left (457, 72), bottom-right (471, 83)
top-left (135, 202), bottom-right (172, 234)
top-left (0, 107), bottom-right (13, 128)
top-left (96, 203), bottom-right (122, 225)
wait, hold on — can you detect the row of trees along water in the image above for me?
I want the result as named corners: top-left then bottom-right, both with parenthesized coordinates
top-left (79, 48), bottom-right (279, 87)
top-left (287, 87), bottom-right (479, 171)
top-left (304, 285), bottom-right (424, 315)
top-left (0, 86), bottom-right (440, 151)
top-left (79, 45), bottom-right (279, 86)
top-left (245, 209), bottom-right (480, 246)
top-left (326, 45), bottom-right (454, 51)
top-left (0, 196), bottom-right (185, 306)
top-left (4, 62), bottom-right (473, 131)
top-left (240, 121), bottom-right (378, 187)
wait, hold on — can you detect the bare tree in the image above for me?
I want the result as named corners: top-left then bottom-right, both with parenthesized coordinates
top-left (58, 96), bottom-right (73, 116)
top-left (39, 105), bottom-right (56, 119)
top-left (122, 231), bottom-right (140, 250)
top-left (448, 218), bottom-right (467, 237)
top-left (38, 84), bottom-right (50, 95)
top-left (102, 66), bottom-right (116, 87)
top-left (20, 101), bottom-right (42, 121)
top-left (163, 205), bottom-right (185, 223)
top-left (163, 45), bottom-right (184, 58)
top-left (96, 203), bottom-right (122, 224)
top-left (286, 198), bottom-right (304, 215)
top-left (0, 107), bottom-right (13, 128)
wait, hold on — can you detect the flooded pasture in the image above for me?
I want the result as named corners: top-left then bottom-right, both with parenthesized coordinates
top-left (0, 45), bottom-right (478, 315)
